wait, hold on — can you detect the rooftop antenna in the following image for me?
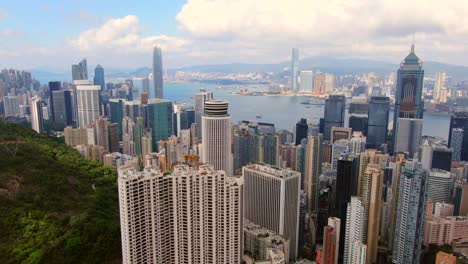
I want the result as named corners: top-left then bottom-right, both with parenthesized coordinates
top-left (411, 32), bottom-right (415, 53)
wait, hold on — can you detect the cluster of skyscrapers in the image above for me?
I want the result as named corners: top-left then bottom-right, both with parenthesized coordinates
top-left (4, 43), bottom-right (468, 264)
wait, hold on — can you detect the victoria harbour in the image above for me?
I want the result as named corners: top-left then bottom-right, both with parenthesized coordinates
top-left (136, 81), bottom-right (451, 139)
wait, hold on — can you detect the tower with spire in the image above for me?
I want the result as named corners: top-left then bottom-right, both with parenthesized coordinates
top-left (392, 43), bottom-right (424, 153)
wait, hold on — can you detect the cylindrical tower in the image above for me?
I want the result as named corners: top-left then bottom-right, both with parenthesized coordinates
top-left (201, 99), bottom-right (232, 175)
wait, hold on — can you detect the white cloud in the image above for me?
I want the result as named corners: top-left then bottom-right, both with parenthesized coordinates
top-left (0, 11), bottom-right (11, 20)
top-left (69, 15), bottom-right (190, 53)
top-left (175, 0), bottom-right (468, 64)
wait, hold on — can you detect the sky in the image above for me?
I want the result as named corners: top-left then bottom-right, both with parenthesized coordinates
top-left (1, 0), bottom-right (468, 72)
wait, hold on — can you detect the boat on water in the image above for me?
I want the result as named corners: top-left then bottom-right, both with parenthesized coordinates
top-left (256, 115), bottom-right (262, 119)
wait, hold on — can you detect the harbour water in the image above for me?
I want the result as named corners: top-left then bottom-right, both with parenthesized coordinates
top-left (136, 81), bottom-right (451, 140)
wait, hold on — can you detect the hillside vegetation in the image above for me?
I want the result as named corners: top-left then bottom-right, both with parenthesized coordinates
top-left (0, 120), bottom-right (121, 263)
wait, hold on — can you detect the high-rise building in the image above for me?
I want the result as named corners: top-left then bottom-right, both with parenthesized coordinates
top-left (324, 95), bottom-right (345, 141)
top-left (434, 72), bottom-right (446, 103)
top-left (451, 128), bottom-right (464, 162)
top-left (142, 77), bottom-right (150, 93)
top-left (449, 112), bottom-right (468, 161)
top-left (392, 44), bottom-right (424, 152)
top-left (291, 48), bottom-right (299, 91)
top-left (313, 72), bottom-right (326, 95)
top-left (454, 183), bottom-right (468, 216)
top-left (330, 127), bottom-right (352, 144)
top-left (72, 58), bottom-right (88, 81)
top-left (300, 70), bottom-right (313, 93)
top-left (361, 164), bottom-right (383, 264)
top-left (48, 81), bottom-right (61, 121)
top-left (349, 115), bottom-right (368, 136)
top-left (331, 139), bottom-right (349, 172)
top-left (304, 135), bottom-right (322, 213)
top-left (419, 140), bottom-right (433, 170)
top-left (52, 90), bottom-right (73, 126)
top-left (202, 99), bottom-right (232, 175)
top-left (233, 126), bottom-right (256, 174)
top-left (431, 146), bottom-right (453, 171)
top-left (367, 96), bottom-right (390, 149)
top-left (173, 103), bottom-right (195, 137)
top-left (295, 118), bottom-right (308, 145)
top-left (427, 170), bottom-right (452, 203)
top-left (392, 160), bottom-right (428, 264)
top-left (30, 96), bottom-right (44, 133)
top-left (394, 118), bottom-right (422, 158)
top-left (76, 80), bottom-right (101, 128)
top-left (323, 217), bottom-right (340, 264)
top-left (118, 164), bottom-right (243, 264)
top-left (255, 134), bottom-right (279, 166)
top-left (152, 46), bottom-right (163, 99)
top-left (194, 89), bottom-right (213, 139)
top-left (109, 98), bottom-right (125, 140)
top-left (147, 99), bottom-right (173, 151)
top-left (349, 241), bottom-right (367, 264)
top-left (343, 197), bottom-right (365, 264)
top-left (4, 94), bottom-right (20, 117)
top-left (243, 164), bottom-right (300, 260)
top-left (94, 65), bottom-right (105, 91)
top-left (325, 74), bottom-right (334, 94)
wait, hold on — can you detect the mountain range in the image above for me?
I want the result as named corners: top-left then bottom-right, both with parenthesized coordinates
top-left (31, 56), bottom-right (468, 82)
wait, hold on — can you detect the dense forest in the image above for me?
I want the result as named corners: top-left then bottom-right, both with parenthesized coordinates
top-left (0, 120), bottom-right (121, 263)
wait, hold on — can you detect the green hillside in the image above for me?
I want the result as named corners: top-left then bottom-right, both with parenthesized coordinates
top-left (0, 120), bottom-right (121, 264)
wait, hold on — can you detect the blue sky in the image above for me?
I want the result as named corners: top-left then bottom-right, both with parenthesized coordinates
top-left (1, 0), bottom-right (467, 71)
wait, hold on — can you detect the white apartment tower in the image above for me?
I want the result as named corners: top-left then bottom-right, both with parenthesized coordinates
top-left (75, 80), bottom-right (100, 128)
top-left (343, 196), bottom-right (365, 264)
top-left (201, 99), bottom-right (233, 175)
top-left (243, 164), bottom-right (301, 261)
top-left (118, 164), bottom-right (243, 264)
top-left (350, 241), bottom-right (367, 264)
top-left (30, 96), bottom-right (44, 133)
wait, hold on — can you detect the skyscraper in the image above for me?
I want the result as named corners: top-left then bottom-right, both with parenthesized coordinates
top-left (449, 112), bottom-right (468, 161)
top-left (431, 146), bottom-right (452, 171)
top-left (109, 98), bottom-right (125, 140)
top-left (427, 170), bottom-right (452, 203)
top-left (343, 196), bottom-right (365, 264)
top-left (30, 96), bottom-right (44, 133)
top-left (201, 99), bottom-right (232, 175)
top-left (392, 160), bottom-right (428, 264)
top-left (142, 77), bottom-right (150, 93)
top-left (291, 48), bottom-right (299, 91)
top-left (323, 218), bottom-right (340, 264)
top-left (300, 70), bottom-right (313, 93)
top-left (4, 94), bottom-right (20, 117)
top-left (72, 58), bottom-right (88, 81)
top-left (118, 164), bottom-right (243, 264)
top-left (295, 118), bottom-right (308, 145)
top-left (146, 99), bottom-right (173, 151)
top-left (94, 65), bottom-right (105, 91)
top-left (152, 46), bottom-right (163, 99)
top-left (451, 128), bottom-right (463, 162)
top-left (392, 44), bottom-right (424, 152)
top-left (367, 96), bottom-right (390, 149)
top-left (194, 89), bottom-right (213, 139)
top-left (52, 90), bottom-right (73, 126)
top-left (395, 118), bottom-right (423, 157)
top-left (434, 72), bottom-right (446, 103)
top-left (324, 95), bottom-right (346, 141)
top-left (75, 80), bottom-right (101, 128)
top-left (243, 164), bottom-right (300, 260)
top-left (304, 135), bottom-right (322, 213)
top-left (48, 81), bottom-right (61, 121)
top-left (361, 164), bottom-right (383, 264)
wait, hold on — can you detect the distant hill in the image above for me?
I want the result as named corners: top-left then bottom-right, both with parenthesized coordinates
top-left (173, 56), bottom-right (468, 80)
top-left (28, 57), bottom-right (468, 82)
top-left (0, 121), bottom-right (121, 263)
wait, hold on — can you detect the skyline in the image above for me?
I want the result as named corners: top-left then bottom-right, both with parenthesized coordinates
top-left (1, 0), bottom-right (468, 71)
